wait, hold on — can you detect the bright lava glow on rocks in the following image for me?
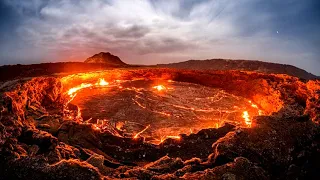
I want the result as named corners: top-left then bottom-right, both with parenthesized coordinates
top-left (153, 85), bottom-right (166, 91)
top-left (242, 111), bottom-right (251, 127)
top-left (96, 78), bottom-right (109, 86)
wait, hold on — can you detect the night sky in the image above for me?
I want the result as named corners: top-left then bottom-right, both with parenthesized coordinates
top-left (0, 0), bottom-right (319, 75)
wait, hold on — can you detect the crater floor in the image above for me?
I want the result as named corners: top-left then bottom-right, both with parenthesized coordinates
top-left (71, 79), bottom-right (260, 144)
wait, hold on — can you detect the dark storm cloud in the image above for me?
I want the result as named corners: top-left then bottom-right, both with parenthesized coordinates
top-left (0, 1), bottom-right (40, 64)
top-left (232, 1), bottom-right (320, 40)
top-left (0, 2), bottom-right (19, 37)
top-left (0, 0), bottom-right (319, 75)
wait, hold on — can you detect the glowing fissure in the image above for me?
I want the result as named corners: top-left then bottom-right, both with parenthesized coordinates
top-left (67, 78), bottom-right (109, 98)
top-left (172, 104), bottom-right (240, 113)
top-left (133, 124), bottom-right (151, 139)
top-left (133, 98), bottom-right (147, 109)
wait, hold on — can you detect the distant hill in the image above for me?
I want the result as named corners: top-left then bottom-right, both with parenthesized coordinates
top-left (0, 52), bottom-right (131, 82)
top-left (0, 62), bottom-right (130, 82)
top-left (157, 59), bottom-right (318, 80)
top-left (84, 52), bottom-right (127, 66)
top-left (1, 55), bottom-right (317, 82)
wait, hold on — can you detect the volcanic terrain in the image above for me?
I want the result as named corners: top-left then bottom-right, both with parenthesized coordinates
top-left (0, 53), bottom-right (319, 180)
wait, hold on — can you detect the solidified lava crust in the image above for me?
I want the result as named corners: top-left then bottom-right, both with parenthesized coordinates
top-left (0, 68), bottom-right (319, 180)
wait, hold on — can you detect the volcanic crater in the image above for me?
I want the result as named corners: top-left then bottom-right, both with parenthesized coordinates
top-left (0, 68), bottom-right (319, 179)
top-left (69, 77), bottom-right (261, 144)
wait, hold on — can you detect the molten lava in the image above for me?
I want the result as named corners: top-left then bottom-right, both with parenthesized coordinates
top-left (68, 83), bottom-right (92, 97)
top-left (242, 111), bottom-right (251, 127)
top-left (116, 121), bottom-right (125, 131)
top-left (63, 77), bottom-right (263, 144)
top-left (248, 100), bottom-right (263, 115)
top-left (153, 85), bottom-right (166, 91)
top-left (133, 124), bottom-right (151, 139)
top-left (97, 78), bottom-right (109, 86)
top-left (67, 78), bottom-right (109, 98)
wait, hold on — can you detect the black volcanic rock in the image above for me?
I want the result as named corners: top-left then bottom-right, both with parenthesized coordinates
top-left (157, 59), bottom-right (318, 80)
top-left (84, 52), bottom-right (127, 66)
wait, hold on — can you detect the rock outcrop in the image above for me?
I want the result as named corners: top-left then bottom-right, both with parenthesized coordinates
top-left (84, 52), bottom-right (127, 66)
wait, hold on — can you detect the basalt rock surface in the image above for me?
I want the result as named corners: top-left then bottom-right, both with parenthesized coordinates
top-left (0, 69), bottom-right (319, 180)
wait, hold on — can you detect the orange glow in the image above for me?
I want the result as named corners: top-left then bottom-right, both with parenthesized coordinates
top-left (166, 135), bottom-right (181, 140)
top-left (116, 121), bottom-right (124, 131)
top-left (93, 124), bottom-right (100, 131)
top-left (63, 75), bottom-right (264, 145)
top-left (133, 125), bottom-right (150, 139)
top-left (159, 135), bottom-right (181, 144)
top-left (68, 83), bottom-right (92, 97)
top-left (215, 123), bottom-right (219, 128)
top-left (96, 78), bottom-right (109, 86)
top-left (242, 111), bottom-right (251, 127)
top-left (133, 99), bottom-right (147, 109)
top-left (153, 111), bottom-right (171, 117)
top-left (153, 85), bottom-right (166, 91)
top-left (67, 78), bottom-right (108, 98)
top-left (248, 100), bottom-right (263, 115)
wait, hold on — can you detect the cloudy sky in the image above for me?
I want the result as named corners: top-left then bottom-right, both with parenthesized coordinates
top-left (0, 0), bottom-right (319, 75)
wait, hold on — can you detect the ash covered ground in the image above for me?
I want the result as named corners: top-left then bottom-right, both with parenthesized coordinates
top-left (0, 68), bottom-right (319, 180)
